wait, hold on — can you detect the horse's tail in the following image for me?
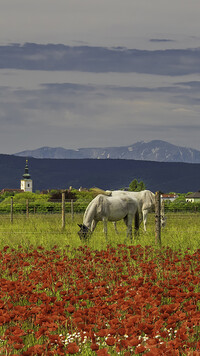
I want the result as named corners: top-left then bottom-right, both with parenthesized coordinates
top-left (91, 187), bottom-right (112, 196)
top-left (134, 209), bottom-right (140, 231)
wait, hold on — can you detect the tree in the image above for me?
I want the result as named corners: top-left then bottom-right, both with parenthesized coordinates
top-left (129, 179), bottom-right (146, 192)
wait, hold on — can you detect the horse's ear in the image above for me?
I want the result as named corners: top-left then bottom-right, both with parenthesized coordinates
top-left (78, 224), bottom-right (82, 228)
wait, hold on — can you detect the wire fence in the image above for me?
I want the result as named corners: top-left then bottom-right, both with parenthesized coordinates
top-left (0, 195), bottom-right (200, 246)
top-left (0, 198), bottom-right (90, 215)
top-left (0, 197), bottom-right (199, 220)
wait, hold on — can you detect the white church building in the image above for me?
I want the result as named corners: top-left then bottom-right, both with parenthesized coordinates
top-left (20, 160), bottom-right (33, 192)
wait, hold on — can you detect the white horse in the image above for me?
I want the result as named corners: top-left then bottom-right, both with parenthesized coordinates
top-left (78, 193), bottom-right (139, 240)
top-left (107, 190), bottom-right (155, 232)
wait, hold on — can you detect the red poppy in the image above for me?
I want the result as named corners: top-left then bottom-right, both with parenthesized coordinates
top-left (117, 327), bottom-right (126, 336)
top-left (96, 348), bottom-right (110, 356)
top-left (66, 342), bottom-right (79, 354)
top-left (145, 348), bottom-right (161, 356)
top-left (13, 342), bottom-right (24, 350)
top-left (127, 337), bottom-right (139, 347)
top-left (35, 326), bottom-right (47, 339)
top-left (22, 344), bottom-right (46, 355)
top-left (66, 305), bottom-right (75, 313)
top-left (135, 345), bottom-right (146, 354)
top-left (96, 329), bottom-right (108, 337)
top-left (90, 342), bottom-right (99, 351)
top-left (106, 336), bottom-right (116, 346)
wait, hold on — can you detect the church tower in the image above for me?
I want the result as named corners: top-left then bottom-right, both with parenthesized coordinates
top-left (20, 160), bottom-right (33, 192)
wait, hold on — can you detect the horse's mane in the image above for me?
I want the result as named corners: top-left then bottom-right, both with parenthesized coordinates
top-left (83, 198), bottom-right (94, 220)
top-left (83, 193), bottom-right (107, 224)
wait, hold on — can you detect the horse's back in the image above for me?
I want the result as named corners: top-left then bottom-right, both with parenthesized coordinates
top-left (106, 195), bottom-right (138, 221)
top-left (111, 189), bottom-right (155, 211)
top-left (91, 194), bottom-right (138, 221)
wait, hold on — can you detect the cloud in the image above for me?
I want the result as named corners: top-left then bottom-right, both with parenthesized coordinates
top-left (172, 107), bottom-right (198, 114)
top-left (1, 43), bottom-right (200, 76)
top-left (175, 81), bottom-right (200, 90)
top-left (149, 38), bottom-right (175, 43)
top-left (0, 78), bottom-right (199, 132)
top-left (0, 50), bottom-right (200, 153)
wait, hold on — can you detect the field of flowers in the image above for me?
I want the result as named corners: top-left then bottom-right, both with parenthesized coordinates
top-left (0, 213), bottom-right (200, 355)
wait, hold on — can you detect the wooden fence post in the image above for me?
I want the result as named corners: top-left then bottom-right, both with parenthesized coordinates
top-left (71, 199), bottom-right (74, 221)
top-left (155, 191), bottom-right (161, 245)
top-left (26, 199), bottom-right (29, 218)
top-left (161, 199), bottom-right (165, 227)
top-left (10, 197), bottom-right (13, 223)
top-left (62, 192), bottom-right (65, 229)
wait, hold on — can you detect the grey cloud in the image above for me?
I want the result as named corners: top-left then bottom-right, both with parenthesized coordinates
top-left (40, 82), bottom-right (200, 111)
top-left (171, 95), bottom-right (200, 106)
top-left (149, 38), bottom-right (175, 43)
top-left (41, 82), bottom-right (189, 95)
top-left (169, 124), bottom-right (200, 131)
top-left (175, 81), bottom-right (200, 90)
top-left (41, 82), bottom-right (95, 93)
top-left (1, 79), bottom-right (198, 116)
top-left (0, 43), bottom-right (200, 76)
top-left (1, 76), bottom-right (200, 143)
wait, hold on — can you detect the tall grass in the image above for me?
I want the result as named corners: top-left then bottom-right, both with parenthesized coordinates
top-left (0, 212), bottom-right (199, 253)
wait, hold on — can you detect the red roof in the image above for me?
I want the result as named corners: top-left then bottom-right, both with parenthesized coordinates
top-left (1, 189), bottom-right (23, 194)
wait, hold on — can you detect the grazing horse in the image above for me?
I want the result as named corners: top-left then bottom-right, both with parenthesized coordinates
top-left (78, 193), bottom-right (139, 240)
top-left (110, 190), bottom-right (155, 232)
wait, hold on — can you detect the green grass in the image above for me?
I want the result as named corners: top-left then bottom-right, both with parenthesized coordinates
top-left (0, 212), bottom-right (199, 252)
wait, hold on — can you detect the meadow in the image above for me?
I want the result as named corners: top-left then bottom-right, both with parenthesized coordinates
top-left (0, 212), bottom-right (199, 355)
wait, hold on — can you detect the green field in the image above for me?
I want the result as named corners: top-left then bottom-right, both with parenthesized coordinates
top-left (0, 212), bottom-right (200, 251)
top-left (0, 213), bottom-right (199, 355)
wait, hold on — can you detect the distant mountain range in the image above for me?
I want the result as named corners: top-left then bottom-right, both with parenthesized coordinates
top-left (14, 140), bottom-right (200, 163)
top-left (1, 153), bottom-right (200, 193)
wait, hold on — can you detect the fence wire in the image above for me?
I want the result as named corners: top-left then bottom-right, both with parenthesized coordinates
top-left (0, 198), bottom-right (200, 242)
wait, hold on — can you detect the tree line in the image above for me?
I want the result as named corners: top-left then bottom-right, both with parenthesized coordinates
top-left (0, 179), bottom-right (199, 213)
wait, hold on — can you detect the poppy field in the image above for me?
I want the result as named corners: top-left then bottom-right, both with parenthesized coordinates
top-left (0, 213), bottom-right (200, 355)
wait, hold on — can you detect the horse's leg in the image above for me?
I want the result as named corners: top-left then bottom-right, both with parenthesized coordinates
top-left (124, 215), bottom-right (132, 241)
top-left (127, 215), bottom-right (133, 240)
top-left (143, 210), bottom-right (148, 232)
top-left (134, 210), bottom-right (140, 238)
top-left (113, 222), bottom-right (119, 234)
top-left (102, 218), bottom-right (108, 239)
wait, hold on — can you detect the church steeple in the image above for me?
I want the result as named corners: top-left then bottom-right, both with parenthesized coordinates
top-left (22, 159), bottom-right (31, 180)
top-left (20, 159), bottom-right (33, 192)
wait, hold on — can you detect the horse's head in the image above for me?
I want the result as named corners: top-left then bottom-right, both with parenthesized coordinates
top-left (77, 224), bottom-right (90, 240)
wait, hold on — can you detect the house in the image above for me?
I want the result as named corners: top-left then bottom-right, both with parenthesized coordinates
top-left (161, 193), bottom-right (178, 202)
top-left (1, 189), bottom-right (23, 195)
top-left (186, 191), bottom-right (200, 203)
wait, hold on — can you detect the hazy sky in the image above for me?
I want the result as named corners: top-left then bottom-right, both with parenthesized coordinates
top-left (1, 0), bottom-right (200, 154)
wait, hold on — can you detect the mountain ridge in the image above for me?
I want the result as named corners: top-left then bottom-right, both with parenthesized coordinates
top-left (14, 140), bottom-right (200, 163)
top-left (1, 153), bottom-right (200, 193)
